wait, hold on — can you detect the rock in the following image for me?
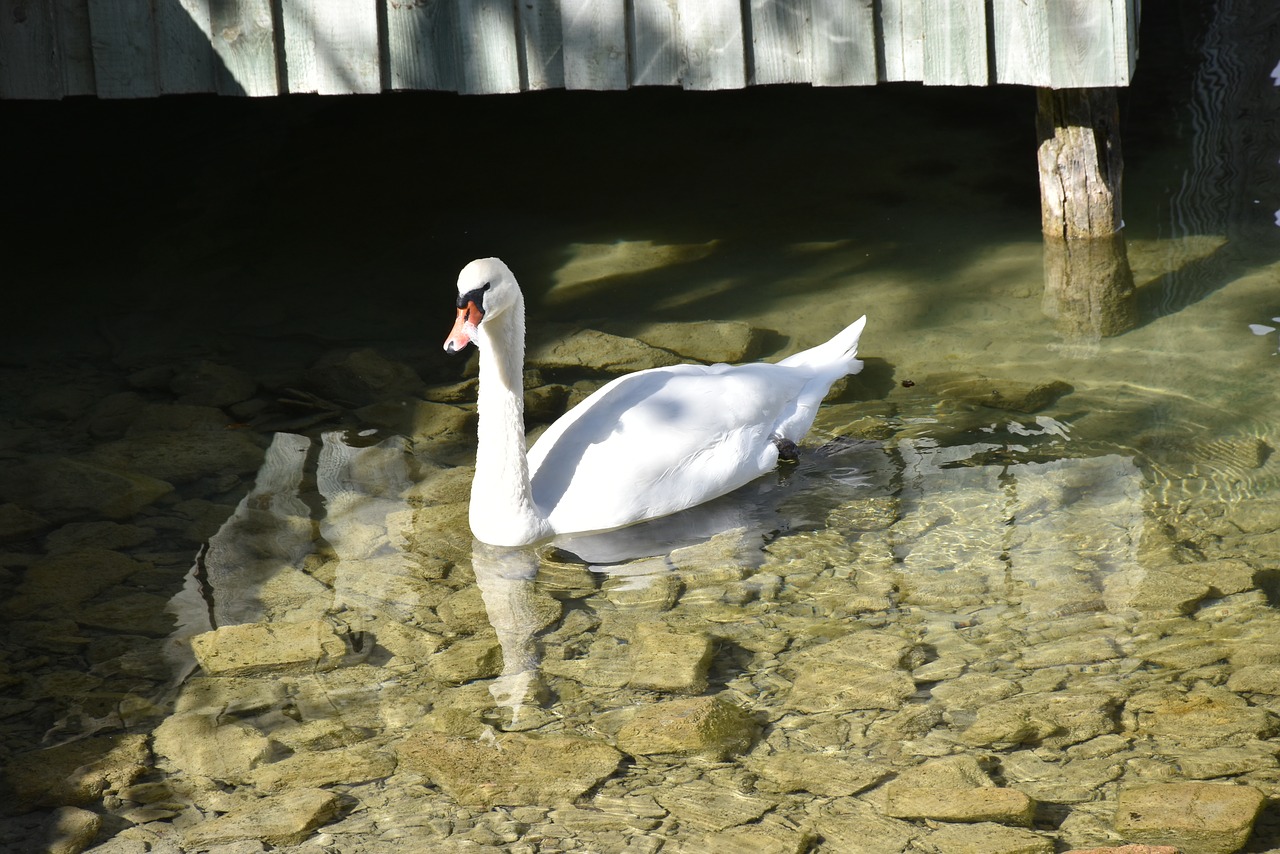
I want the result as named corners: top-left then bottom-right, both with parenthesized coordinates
top-left (44, 521), bottom-right (153, 553)
top-left (436, 586), bottom-right (495, 634)
top-left (1226, 664), bottom-right (1280, 695)
top-left (963, 692), bottom-right (1118, 749)
top-left (0, 457), bottom-right (173, 521)
top-left (44, 806), bottom-right (101, 854)
top-left (2, 548), bottom-right (150, 616)
top-left (87, 430), bottom-right (265, 484)
top-left (785, 630), bottom-right (918, 712)
top-left (603, 320), bottom-right (763, 364)
top-left (191, 619), bottom-right (360, 677)
top-left (429, 635), bottom-right (504, 684)
top-left (371, 618), bottom-right (446, 662)
top-left (332, 554), bottom-right (453, 623)
top-left (652, 780), bottom-right (776, 832)
top-left (305, 348), bottom-right (426, 405)
top-left (884, 786), bottom-right (1037, 826)
top-left (153, 713), bottom-right (273, 783)
top-left (247, 745), bottom-right (396, 792)
top-left (1175, 744), bottom-right (1279, 779)
top-left (1064, 847), bottom-right (1181, 854)
top-left (747, 751), bottom-right (889, 797)
top-left (700, 823), bottom-right (813, 854)
top-left (615, 695), bottom-right (756, 760)
top-left (929, 674), bottom-right (1021, 710)
top-left (1114, 783), bottom-right (1265, 854)
top-left (76, 591), bottom-right (174, 636)
top-left (812, 801), bottom-right (921, 852)
top-left (6, 734), bottom-right (148, 810)
top-left (891, 755), bottom-right (994, 789)
top-left (922, 821), bottom-right (1054, 854)
top-left (928, 372), bottom-right (1073, 413)
top-left (84, 391), bottom-right (146, 437)
top-left (628, 624), bottom-right (714, 693)
top-left (396, 730), bottom-right (622, 807)
top-left (125, 403), bottom-right (233, 433)
top-left (1102, 567), bottom-right (1212, 615)
top-left (170, 360), bottom-right (257, 407)
top-left (1000, 752), bottom-right (1125, 804)
top-left (1171, 559), bottom-right (1258, 597)
top-left (1134, 688), bottom-right (1277, 747)
top-left (174, 676), bottom-right (289, 716)
top-left (354, 398), bottom-right (475, 443)
top-left (528, 329), bottom-right (682, 374)
top-left (0, 502), bottom-right (49, 542)
top-left (181, 788), bottom-right (340, 848)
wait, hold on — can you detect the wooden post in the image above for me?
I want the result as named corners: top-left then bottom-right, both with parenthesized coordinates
top-left (1036, 87), bottom-right (1137, 338)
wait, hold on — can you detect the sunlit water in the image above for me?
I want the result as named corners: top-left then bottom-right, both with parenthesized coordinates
top-left (3, 3), bottom-right (1280, 852)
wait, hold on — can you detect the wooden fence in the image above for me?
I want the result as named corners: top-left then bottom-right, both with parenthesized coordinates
top-left (0, 0), bottom-right (1139, 100)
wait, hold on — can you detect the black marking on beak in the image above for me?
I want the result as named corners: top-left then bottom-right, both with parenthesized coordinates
top-left (457, 282), bottom-right (491, 314)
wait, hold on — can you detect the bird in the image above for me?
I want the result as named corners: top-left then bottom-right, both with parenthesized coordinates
top-left (444, 257), bottom-right (867, 548)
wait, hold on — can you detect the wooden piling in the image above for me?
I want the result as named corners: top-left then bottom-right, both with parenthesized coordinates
top-left (1036, 87), bottom-right (1137, 338)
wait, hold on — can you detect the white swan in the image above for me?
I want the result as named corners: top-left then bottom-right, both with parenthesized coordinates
top-left (444, 257), bottom-right (867, 548)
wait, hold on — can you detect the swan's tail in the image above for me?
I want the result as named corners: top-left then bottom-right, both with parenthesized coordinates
top-left (778, 315), bottom-right (867, 376)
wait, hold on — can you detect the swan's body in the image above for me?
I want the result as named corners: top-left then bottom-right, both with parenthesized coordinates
top-left (444, 258), bottom-right (866, 548)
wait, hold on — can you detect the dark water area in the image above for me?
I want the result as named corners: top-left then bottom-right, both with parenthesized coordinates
top-left (2, 1), bottom-right (1280, 851)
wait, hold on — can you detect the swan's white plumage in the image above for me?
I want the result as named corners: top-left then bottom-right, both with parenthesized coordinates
top-left (445, 257), bottom-right (866, 547)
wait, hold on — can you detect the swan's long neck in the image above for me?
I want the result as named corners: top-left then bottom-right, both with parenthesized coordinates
top-left (470, 298), bottom-right (551, 547)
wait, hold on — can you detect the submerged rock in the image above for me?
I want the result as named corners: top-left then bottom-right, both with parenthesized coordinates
top-left (652, 779), bottom-right (776, 832)
top-left (747, 750), bottom-right (889, 797)
top-left (181, 788), bottom-right (340, 848)
top-left (304, 348), bottom-right (426, 406)
top-left (0, 457), bottom-right (173, 521)
top-left (615, 695), bottom-right (756, 760)
top-left (6, 734), bottom-right (148, 810)
top-left (628, 624), bottom-right (715, 694)
top-left (152, 712), bottom-right (273, 784)
top-left (602, 320), bottom-right (764, 364)
top-left (1114, 782), bottom-right (1265, 853)
top-left (396, 730), bottom-right (622, 807)
top-left (43, 806), bottom-right (101, 854)
top-left (528, 328), bottom-right (682, 374)
top-left (785, 630), bottom-right (918, 713)
top-left (190, 619), bottom-right (361, 677)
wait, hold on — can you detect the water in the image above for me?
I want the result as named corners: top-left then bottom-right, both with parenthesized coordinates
top-left (3, 2), bottom-right (1280, 851)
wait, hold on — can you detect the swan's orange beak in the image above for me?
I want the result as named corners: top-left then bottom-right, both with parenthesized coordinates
top-left (444, 300), bottom-right (484, 354)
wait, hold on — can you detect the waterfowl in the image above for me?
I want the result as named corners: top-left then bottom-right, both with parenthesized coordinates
top-left (444, 257), bottom-right (867, 548)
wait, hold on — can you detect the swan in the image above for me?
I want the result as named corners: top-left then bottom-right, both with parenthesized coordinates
top-left (443, 257), bottom-right (867, 548)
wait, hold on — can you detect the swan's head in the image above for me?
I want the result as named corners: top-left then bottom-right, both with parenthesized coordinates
top-left (444, 257), bottom-right (521, 354)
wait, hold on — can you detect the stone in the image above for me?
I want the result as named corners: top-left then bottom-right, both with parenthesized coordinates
top-left (181, 788), bottom-right (340, 848)
top-left (371, 618), bottom-right (446, 662)
top-left (1, 548), bottom-right (149, 616)
top-left (884, 786), bottom-right (1037, 826)
top-left (785, 629), bottom-right (918, 712)
top-left (747, 751), bottom-right (889, 797)
top-left (812, 801), bottom-right (921, 853)
top-left (652, 780), bottom-right (776, 832)
top-left (6, 734), bottom-right (149, 810)
top-left (602, 320), bottom-right (763, 364)
top-left (528, 328), bottom-right (682, 374)
top-left (395, 730), bottom-right (622, 807)
top-left (191, 619), bottom-right (360, 676)
top-left (628, 624), bottom-right (714, 694)
top-left (170, 360), bottom-right (257, 407)
top-left (963, 692), bottom-right (1118, 748)
top-left (247, 745), bottom-right (396, 792)
top-left (87, 430), bottom-right (265, 484)
top-left (930, 674), bottom-right (1021, 710)
top-left (0, 502), bottom-right (49, 542)
top-left (125, 403), bottom-right (232, 433)
top-left (84, 390), bottom-right (146, 437)
top-left (1103, 568), bottom-right (1212, 615)
top-left (1064, 847), bottom-right (1181, 854)
top-left (174, 676), bottom-right (289, 716)
top-left (700, 823), bottom-right (814, 854)
top-left (332, 554), bottom-right (453, 623)
top-left (891, 755), bottom-right (994, 789)
top-left (615, 695), bottom-right (757, 760)
top-left (1000, 752), bottom-right (1125, 804)
top-left (1114, 783), bottom-right (1265, 853)
top-left (922, 821), bottom-right (1055, 854)
top-left (1173, 559), bottom-right (1258, 597)
top-left (304, 348), bottom-right (426, 406)
top-left (429, 635), bottom-right (504, 684)
top-left (44, 521), bottom-right (153, 553)
top-left (1134, 688), bottom-right (1278, 746)
top-left (1227, 664), bottom-right (1280, 695)
top-left (928, 372), bottom-right (1073, 413)
top-left (43, 806), bottom-right (102, 854)
top-left (0, 457), bottom-right (173, 521)
top-left (153, 713), bottom-right (273, 784)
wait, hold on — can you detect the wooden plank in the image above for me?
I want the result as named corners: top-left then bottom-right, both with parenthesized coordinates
top-left (676, 0), bottom-right (745, 90)
top-left (993, 0), bottom-right (1136, 88)
top-left (210, 0), bottom-right (281, 96)
top-left (811, 0), bottom-right (876, 86)
top-left (0, 0), bottom-right (63, 98)
top-left (456, 0), bottom-right (520, 94)
top-left (631, 0), bottom-right (680, 86)
top-left (519, 0), bottom-right (564, 90)
top-left (86, 0), bottom-right (158, 98)
top-left (749, 0), bottom-right (810, 86)
top-left (560, 0), bottom-right (626, 90)
top-left (281, 0), bottom-right (380, 94)
top-left (991, 0), bottom-right (1049, 85)
top-left (156, 0), bottom-right (217, 94)
top-left (879, 0), bottom-right (924, 82)
top-left (385, 0), bottom-right (461, 91)
top-left (54, 0), bottom-right (97, 96)
top-left (922, 0), bottom-right (987, 86)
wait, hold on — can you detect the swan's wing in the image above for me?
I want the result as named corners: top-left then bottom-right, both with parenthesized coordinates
top-left (527, 362), bottom-right (816, 535)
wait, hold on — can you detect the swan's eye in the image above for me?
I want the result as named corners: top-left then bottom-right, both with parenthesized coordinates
top-left (457, 283), bottom-right (491, 312)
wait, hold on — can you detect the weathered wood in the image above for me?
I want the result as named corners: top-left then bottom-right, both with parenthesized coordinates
top-left (209, 0), bottom-right (281, 96)
top-left (922, 0), bottom-right (987, 86)
top-left (811, 0), bottom-right (876, 87)
top-left (85, 0), bottom-right (157, 98)
top-left (385, 0), bottom-right (460, 92)
top-left (519, 0), bottom-right (564, 90)
top-left (561, 0), bottom-right (627, 90)
top-left (749, 0), bottom-right (810, 86)
top-left (53, 0), bottom-right (96, 96)
top-left (457, 0), bottom-right (520, 95)
top-left (630, 0), bottom-right (680, 87)
top-left (676, 0), bottom-right (745, 90)
top-left (993, 0), bottom-right (1137, 87)
top-left (879, 0), bottom-right (923, 83)
top-left (0, 0), bottom-right (63, 99)
top-left (1037, 87), bottom-right (1135, 337)
top-left (156, 0), bottom-right (217, 94)
top-left (282, 0), bottom-right (380, 94)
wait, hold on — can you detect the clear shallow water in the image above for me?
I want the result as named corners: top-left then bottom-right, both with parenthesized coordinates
top-left (3, 2), bottom-right (1280, 851)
